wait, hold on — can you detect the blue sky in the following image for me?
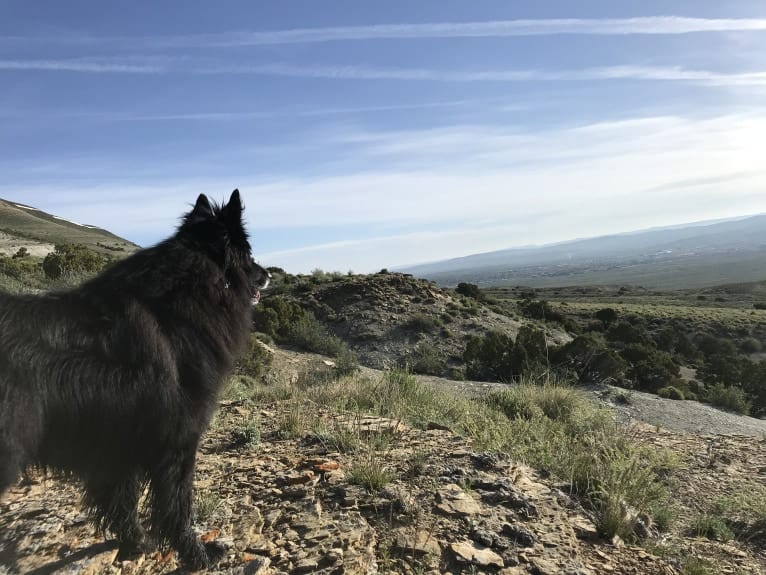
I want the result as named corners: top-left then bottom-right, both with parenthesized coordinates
top-left (2, 1), bottom-right (766, 273)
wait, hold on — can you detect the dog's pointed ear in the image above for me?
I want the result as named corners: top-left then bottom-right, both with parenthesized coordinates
top-left (222, 189), bottom-right (244, 227)
top-left (191, 194), bottom-right (214, 219)
top-left (227, 189), bottom-right (242, 214)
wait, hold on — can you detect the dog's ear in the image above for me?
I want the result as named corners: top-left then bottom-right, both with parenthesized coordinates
top-left (221, 189), bottom-right (244, 231)
top-left (187, 194), bottom-right (214, 223)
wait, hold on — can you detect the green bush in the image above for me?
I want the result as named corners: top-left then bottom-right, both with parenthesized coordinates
top-left (553, 334), bottom-right (626, 383)
top-left (706, 383), bottom-right (750, 415)
top-left (252, 296), bottom-right (308, 339)
top-left (42, 243), bottom-right (107, 280)
top-left (287, 315), bottom-right (346, 357)
top-left (607, 321), bottom-right (649, 345)
top-left (234, 334), bottom-right (273, 380)
top-left (404, 313), bottom-right (441, 334)
top-left (408, 342), bottom-right (446, 375)
top-left (619, 344), bottom-right (681, 393)
top-left (595, 307), bottom-right (618, 327)
top-left (518, 299), bottom-right (565, 323)
top-left (456, 282), bottom-right (484, 301)
top-left (658, 386), bottom-right (685, 400)
top-left (334, 347), bottom-right (360, 376)
top-left (464, 326), bottom-right (548, 382)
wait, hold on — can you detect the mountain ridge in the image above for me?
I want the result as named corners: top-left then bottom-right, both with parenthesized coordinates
top-left (397, 213), bottom-right (766, 290)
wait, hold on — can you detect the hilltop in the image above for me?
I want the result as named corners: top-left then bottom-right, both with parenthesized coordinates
top-left (0, 198), bottom-right (139, 259)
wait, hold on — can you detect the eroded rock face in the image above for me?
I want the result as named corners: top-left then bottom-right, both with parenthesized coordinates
top-left (1, 401), bottom-right (763, 575)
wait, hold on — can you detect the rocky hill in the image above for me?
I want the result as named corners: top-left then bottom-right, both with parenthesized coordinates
top-left (266, 272), bottom-right (569, 376)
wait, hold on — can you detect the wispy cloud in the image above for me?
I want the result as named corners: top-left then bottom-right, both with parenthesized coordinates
top-left (54, 100), bottom-right (473, 122)
top-left (6, 17), bottom-right (766, 48)
top-left (12, 110), bottom-right (766, 273)
top-left (200, 63), bottom-right (766, 86)
top-left (5, 59), bottom-right (766, 88)
top-left (0, 58), bottom-right (163, 73)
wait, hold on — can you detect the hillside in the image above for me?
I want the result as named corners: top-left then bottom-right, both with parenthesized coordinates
top-left (0, 198), bottom-right (139, 258)
top-left (398, 215), bottom-right (766, 290)
top-left (2, 348), bottom-right (765, 575)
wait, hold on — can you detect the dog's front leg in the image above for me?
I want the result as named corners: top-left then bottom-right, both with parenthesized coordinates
top-left (149, 444), bottom-right (226, 571)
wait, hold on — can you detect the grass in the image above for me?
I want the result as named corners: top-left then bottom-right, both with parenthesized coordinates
top-left (224, 363), bottom-right (676, 542)
top-left (298, 367), bottom-right (674, 541)
top-left (650, 503), bottom-right (676, 533)
top-left (346, 452), bottom-right (395, 492)
top-left (691, 514), bottom-right (735, 542)
top-left (277, 402), bottom-right (309, 439)
top-left (682, 557), bottom-right (715, 575)
top-left (407, 450), bottom-right (429, 477)
top-left (194, 491), bottom-right (226, 524)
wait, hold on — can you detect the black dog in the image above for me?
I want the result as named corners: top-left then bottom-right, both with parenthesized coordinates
top-left (0, 190), bottom-right (269, 570)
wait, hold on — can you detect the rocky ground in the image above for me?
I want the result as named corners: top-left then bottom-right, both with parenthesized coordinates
top-left (2, 350), bottom-right (766, 575)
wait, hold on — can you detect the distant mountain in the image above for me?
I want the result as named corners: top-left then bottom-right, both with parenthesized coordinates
top-left (0, 198), bottom-right (139, 258)
top-left (398, 215), bottom-right (766, 290)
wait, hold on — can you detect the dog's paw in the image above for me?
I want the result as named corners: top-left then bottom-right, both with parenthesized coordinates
top-left (180, 540), bottom-right (227, 572)
top-left (203, 540), bottom-right (226, 565)
top-left (115, 539), bottom-right (153, 562)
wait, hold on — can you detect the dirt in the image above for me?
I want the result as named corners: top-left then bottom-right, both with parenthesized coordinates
top-left (0, 231), bottom-right (53, 258)
top-left (2, 348), bottom-right (766, 574)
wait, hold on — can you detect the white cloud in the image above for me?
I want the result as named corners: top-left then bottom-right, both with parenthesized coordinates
top-left (9, 17), bottom-right (766, 48)
top-left (0, 58), bottom-right (163, 73)
top-left (202, 63), bottom-right (766, 86)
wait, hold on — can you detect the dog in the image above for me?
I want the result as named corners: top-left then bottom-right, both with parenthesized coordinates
top-left (0, 190), bottom-right (270, 570)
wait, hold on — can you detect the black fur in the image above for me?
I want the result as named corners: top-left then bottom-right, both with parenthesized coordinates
top-left (0, 190), bottom-right (270, 570)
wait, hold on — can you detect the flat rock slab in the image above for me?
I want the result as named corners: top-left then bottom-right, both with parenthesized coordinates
top-left (450, 540), bottom-right (504, 568)
top-left (436, 483), bottom-right (482, 517)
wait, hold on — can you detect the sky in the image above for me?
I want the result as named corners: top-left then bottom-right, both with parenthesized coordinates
top-left (2, 1), bottom-right (766, 273)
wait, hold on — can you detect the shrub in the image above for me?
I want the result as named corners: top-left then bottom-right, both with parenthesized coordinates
top-left (234, 334), bottom-right (273, 379)
top-left (231, 418), bottom-right (261, 450)
top-left (595, 307), bottom-right (618, 327)
top-left (485, 379), bottom-right (586, 423)
top-left (553, 334), bottom-right (626, 383)
top-left (252, 295), bottom-right (307, 339)
top-left (740, 337), bottom-right (762, 354)
top-left (619, 344), bottom-right (681, 393)
top-left (42, 243), bottom-right (106, 280)
top-left (408, 342), bottom-right (446, 375)
top-left (464, 327), bottom-right (548, 382)
top-left (456, 282), bottom-right (484, 301)
top-left (287, 315), bottom-right (347, 357)
top-left (706, 383), bottom-right (750, 415)
top-left (334, 347), bottom-right (360, 376)
top-left (404, 313), bottom-right (441, 334)
top-left (346, 453), bottom-right (395, 492)
top-left (607, 321), bottom-right (649, 345)
top-left (658, 386), bottom-right (685, 400)
top-left (518, 299), bottom-right (565, 323)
